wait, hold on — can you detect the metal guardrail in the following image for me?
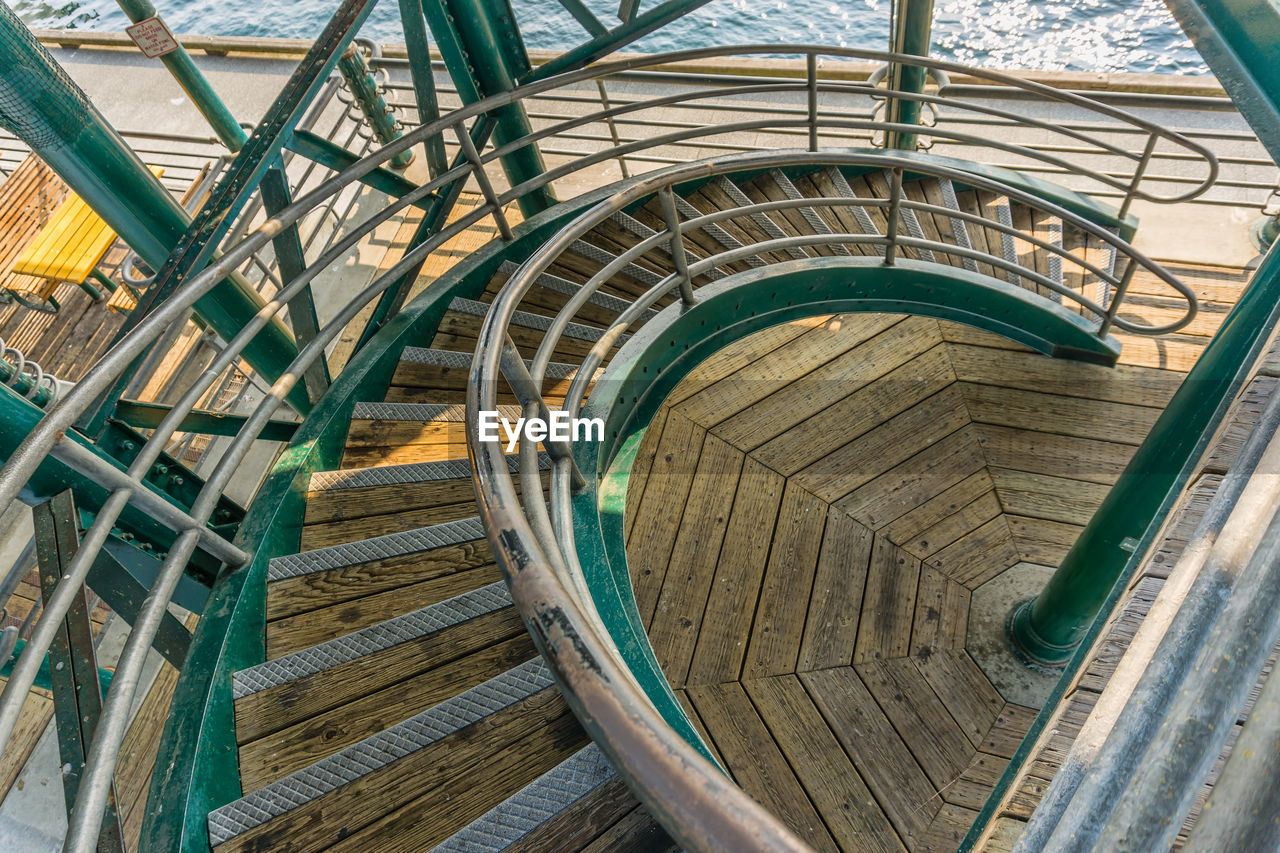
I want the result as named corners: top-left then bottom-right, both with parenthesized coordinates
top-left (464, 148), bottom-right (1199, 851)
top-left (0, 44), bottom-right (1222, 851)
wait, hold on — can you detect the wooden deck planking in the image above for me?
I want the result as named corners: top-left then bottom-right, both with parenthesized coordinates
top-left (742, 482), bottom-right (829, 679)
top-left (685, 456), bottom-right (785, 685)
top-left (796, 508), bottom-right (873, 672)
top-left (686, 681), bottom-right (838, 850)
top-left (647, 433), bottom-right (743, 686)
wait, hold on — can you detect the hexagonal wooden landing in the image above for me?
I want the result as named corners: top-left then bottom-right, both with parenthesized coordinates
top-left (623, 311), bottom-right (1192, 852)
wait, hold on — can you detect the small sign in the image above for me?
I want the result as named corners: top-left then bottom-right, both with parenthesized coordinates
top-left (126, 16), bottom-right (180, 58)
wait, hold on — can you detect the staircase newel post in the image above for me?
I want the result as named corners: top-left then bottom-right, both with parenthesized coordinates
top-left (1010, 241), bottom-right (1280, 666)
top-left (886, 0), bottom-right (934, 150)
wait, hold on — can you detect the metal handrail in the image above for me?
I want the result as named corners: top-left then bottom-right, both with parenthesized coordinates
top-left (467, 150), bottom-right (1199, 851)
top-left (0, 44), bottom-right (1220, 851)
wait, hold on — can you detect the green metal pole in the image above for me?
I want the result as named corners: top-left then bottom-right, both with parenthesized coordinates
top-left (421, 0), bottom-right (555, 217)
top-left (336, 44), bottom-right (415, 168)
top-left (113, 0), bottom-right (247, 152)
top-left (1010, 241), bottom-right (1280, 664)
top-left (397, 0), bottom-right (449, 177)
top-left (0, 7), bottom-right (301, 407)
top-left (886, 0), bottom-right (934, 150)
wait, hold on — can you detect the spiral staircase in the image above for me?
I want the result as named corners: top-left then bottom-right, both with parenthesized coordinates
top-left (192, 158), bottom-right (1193, 852)
top-left (10, 24), bottom-right (1280, 852)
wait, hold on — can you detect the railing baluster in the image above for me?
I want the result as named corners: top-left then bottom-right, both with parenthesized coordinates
top-left (883, 166), bottom-right (904, 266)
top-left (453, 122), bottom-right (515, 242)
top-left (1098, 257), bottom-right (1139, 339)
top-left (596, 79), bottom-right (631, 179)
top-left (499, 336), bottom-right (587, 492)
top-left (807, 53), bottom-right (819, 152)
top-left (1120, 132), bottom-right (1159, 219)
top-left (659, 187), bottom-right (697, 305)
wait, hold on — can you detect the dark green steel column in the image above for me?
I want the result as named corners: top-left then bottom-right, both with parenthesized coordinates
top-left (421, 0), bottom-right (555, 216)
top-left (1010, 242), bottom-right (1280, 664)
top-left (886, 0), bottom-right (934, 150)
top-left (0, 7), bottom-right (300, 399)
top-left (113, 0), bottom-right (248, 152)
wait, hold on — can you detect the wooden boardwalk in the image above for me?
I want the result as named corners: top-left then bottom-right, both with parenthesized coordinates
top-left (621, 265), bottom-right (1247, 851)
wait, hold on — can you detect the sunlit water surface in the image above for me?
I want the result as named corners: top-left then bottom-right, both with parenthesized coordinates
top-left (8, 0), bottom-right (1205, 74)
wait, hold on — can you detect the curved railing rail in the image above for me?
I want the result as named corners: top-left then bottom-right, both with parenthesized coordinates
top-left (0, 44), bottom-right (1218, 852)
top-left (465, 148), bottom-right (1199, 850)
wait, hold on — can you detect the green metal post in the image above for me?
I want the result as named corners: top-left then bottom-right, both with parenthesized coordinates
top-left (886, 0), bottom-right (934, 150)
top-left (1010, 241), bottom-right (1280, 664)
top-left (336, 44), bottom-right (415, 169)
top-left (113, 0), bottom-right (247, 152)
top-left (421, 0), bottom-right (556, 217)
top-left (397, 0), bottom-right (449, 177)
top-left (0, 7), bottom-right (301, 407)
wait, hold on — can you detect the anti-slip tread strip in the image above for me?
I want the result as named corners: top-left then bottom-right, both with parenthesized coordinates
top-left (267, 516), bottom-right (487, 583)
top-left (351, 401), bottom-right (522, 423)
top-left (428, 744), bottom-right (616, 853)
top-left (497, 260), bottom-right (646, 318)
top-left (769, 169), bottom-right (851, 257)
top-left (397, 347), bottom-right (581, 381)
top-left (209, 658), bottom-right (554, 846)
top-left (824, 167), bottom-right (886, 256)
top-left (231, 581), bottom-right (514, 699)
top-left (712, 176), bottom-right (808, 261)
top-left (447, 297), bottom-right (607, 343)
top-left (307, 452), bottom-right (549, 492)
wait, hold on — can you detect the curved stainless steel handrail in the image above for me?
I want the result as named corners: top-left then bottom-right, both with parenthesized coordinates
top-left (0, 43), bottom-right (1219, 852)
top-left (468, 149), bottom-right (1199, 851)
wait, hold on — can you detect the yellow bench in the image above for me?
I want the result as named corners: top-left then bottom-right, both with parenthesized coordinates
top-left (8, 165), bottom-right (165, 313)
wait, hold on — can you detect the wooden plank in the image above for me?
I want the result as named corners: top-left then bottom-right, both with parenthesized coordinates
top-left (975, 423), bottom-right (1133, 486)
top-left (916, 803), bottom-right (979, 853)
top-left (664, 318), bottom-right (824, 406)
top-left (914, 653), bottom-right (1004, 749)
top-left (579, 805), bottom-right (676, 853)
top-left (503, 775), bottom-right (642, 853)
top-left (857, 658), bottom-right (975, 789)
top-left (795, 385), bottom-right (971, 503)
top-left (944, 752), bottom-right (1008, 811)
top-left (237, 633), bottom-right (537, 790)
top-left (980, 703), bottom-right (1039, 759)
top-left (988, 468), bottom-right (1111, 527)
top-left (927, 516), bottom-right (1021, 589)
top-left (220, 686), bottom-right (572, 853)
top-left (853, 537), bottom-right (921, 664)
top-left (233, 606), bottom-right (527, 744)
top-left (801, 667), bottom-right (939, 846)
top-left (266, 563), bottom-right (503, 657)
top-left (686, 681), bottom-right (837, 850)
top-left (674, 689), bottom-right (726, 768)
top-left (797, 508), bottom-right (874, 672)
top-left (713, 316), bottom-right (940, 451)
top-left (937, 322), bottom-right (1035, 353)
top-left (958, 382), bottom-right (1160, 445)
top-left (647, 434), bottom-right (744, 687)
top-left (266, 534), bottom-right (493, 622)
top-left (746, 675), bottom-right (906, 853)
top-left (834, 426), bottom-right (987, 530)
top-left (674, 313), bottom-right (902, 429)
top-left (1006, 515), bottom-right (1084, 567)
top-left (323, 708), bottom-right (587, 853)
top-left (753, 342), bottom-right (955, 477)
top-left (626, 412), bottom-right (707, 627)
top-left (0, 682), bottom-right (53, 801)
top-left (686, 457), bottom-right (785, 685)
top-left (946, 343), bottom-right (1181, 408)
top-left (900, 490), bottom-right (1003, 562)
top-left (910, 568), bottom-right (970, 658)
top-left (743, 482), bottom-right (829, 679)
top-left (883, 470), bottom-right (994, 552)
top-left (625, 407), bottom-right (669, 542)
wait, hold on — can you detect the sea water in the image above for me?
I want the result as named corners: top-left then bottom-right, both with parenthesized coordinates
top-left (6, 0), bottom-right (1208, 75)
